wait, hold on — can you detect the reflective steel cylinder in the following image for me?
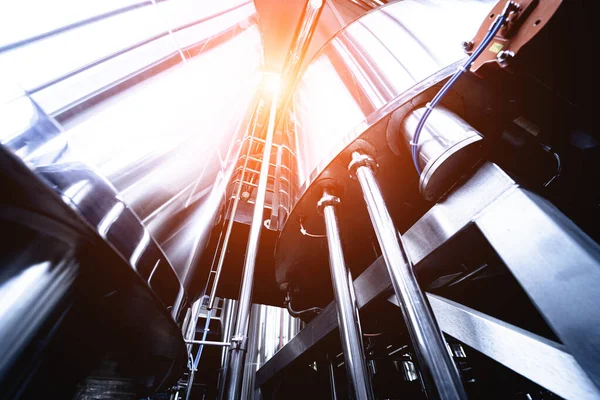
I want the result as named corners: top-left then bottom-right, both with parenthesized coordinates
top-left (351, 152), bottom-right (467, 400)
top-left (319, 189), bottom-right (374, 399)
top-left (402, 106), bottom-right (483, 201)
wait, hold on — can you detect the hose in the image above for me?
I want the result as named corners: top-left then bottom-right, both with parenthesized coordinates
top-left (411, 1), bottom-right (517, 174)
top-left (284, 292), bottom-right (322, 318)
top-left (299, 219), bottom-right (326, 238)
top-left (543, 146), bottom-right (562, 187)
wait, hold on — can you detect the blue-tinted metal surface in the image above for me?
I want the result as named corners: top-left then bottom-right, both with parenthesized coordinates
top-left (1, 0), bottom-right (264, 302)
top-left (0, 92), bottom-right (185, 315)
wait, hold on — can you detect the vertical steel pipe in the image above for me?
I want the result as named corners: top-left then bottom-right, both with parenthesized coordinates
top-left (217, 300), bottom-right (237, 400)
top-left (275, 0), bottom-right (324, 131)
top-left (318, 188), bottom-right (375, 399)
top-left (224, 81), bottom-right (279, 400)
top-left (349, 151), bottom-right (467, 400)
top-left (184, 298), bottom-right (203, 354)
top-left (184, 361), bottom-right (197, 400)
top-left (207, 102), bottom-right (263, 310)
top-left (224, 1), bottom-right (322, 394)
top-left (240, 304), bottom-right (263, 400)
top-left (182, 296), bottom-right (204, 400)
top-left (327, 354), bottom-right (339, 400)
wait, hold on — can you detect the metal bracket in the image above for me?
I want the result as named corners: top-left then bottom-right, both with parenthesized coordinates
top-left (316, 193), bottom-right (340, 215)
top-left (348, 152), bottom-right (378, 180)
top-left (230, 334), bottom-right (246, 351)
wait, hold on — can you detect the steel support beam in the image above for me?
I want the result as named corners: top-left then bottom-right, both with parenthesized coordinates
top-left (396, 294), bottom-right (600, 400)
top-left (475, 189), bottom-right (600, 388)
top-left (184, 340), bottom-right (231, 347)
top-left (258, 254), bottom-right (599, 399)
top-left (258, 162), bottom-right (600, 398)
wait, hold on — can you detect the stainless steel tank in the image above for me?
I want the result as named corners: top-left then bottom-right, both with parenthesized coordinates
top-left (275, 0), bottom-right (496, 292)
top-left (0, 1), bottom-right (264, 396)
top-left (0, 0), bottom-right (264, 304)
top-left (291, 0), bottom-right (495, 193)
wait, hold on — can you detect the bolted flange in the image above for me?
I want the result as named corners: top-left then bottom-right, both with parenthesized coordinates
top-left (348, 151), bottom-right (378, 180)
top-left (317, 192), bottom-right (341, 215)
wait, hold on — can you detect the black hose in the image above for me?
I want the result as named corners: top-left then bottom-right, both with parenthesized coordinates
top-left (284, 292), bottom-right (322, 318)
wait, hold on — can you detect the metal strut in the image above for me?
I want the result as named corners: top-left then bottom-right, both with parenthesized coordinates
top-left (223, 81), bottom-right (280, 399)
top-left (349, 151), bottom-right (467, 400)
top-left (318, 188), bottom-right (375, 399)
top-left (223, 0), bottom-right (323, 395)
top-left (274, 0), bottom-right (324, 132)
top-left (206, 100), bottom-right (263, 311)
top-left (182, 103), bottom-right (262, 400)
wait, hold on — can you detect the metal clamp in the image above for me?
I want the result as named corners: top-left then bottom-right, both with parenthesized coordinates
top-left (316, 193), bottom-right (340, 215)
top-left (230, 334), bottom-right (246, 351)
top-left (348, 152), bottom-right (378, 180)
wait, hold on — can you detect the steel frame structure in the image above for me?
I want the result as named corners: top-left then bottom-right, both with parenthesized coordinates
top-left (256, 162), bottom-right (600, 399)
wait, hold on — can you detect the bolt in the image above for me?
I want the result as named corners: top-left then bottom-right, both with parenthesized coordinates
top-left (461, 40), bottom-right (474, 51)
top-left (497, 50), bottom-right (515, 63)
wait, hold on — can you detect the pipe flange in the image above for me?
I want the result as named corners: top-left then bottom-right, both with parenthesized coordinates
top-left (316, 193), bottom-right (340, 215)
top-left (348, 152), bottom-right (378, 180)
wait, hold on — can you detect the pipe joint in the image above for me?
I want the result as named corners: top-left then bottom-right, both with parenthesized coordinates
top-left (317, 193), bottom-right (341, 215)
top-left (348, 151), bottom-right (378, 180)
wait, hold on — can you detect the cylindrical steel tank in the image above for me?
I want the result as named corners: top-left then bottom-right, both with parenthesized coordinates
top-left (0, 1), bottom-right (263, 397)
top-left (291, 0), bottom-right (495, 194)
top-left (1, 0), bottom-right (264, 303)
top-left (275, 0), bottom-right (496, 296)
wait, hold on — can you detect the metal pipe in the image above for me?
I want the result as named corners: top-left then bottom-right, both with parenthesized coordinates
top-left (224, 80), bottom-right (279, 400)
top-left (274, 0), bottom-right (324, 132)
top-left (185, 362), bottom-right (196, 400)
top-left (207, 101), bottom-right (263, 310)
top-left (268, 145), bottom-right (283, 229)
top-left (185, 308), bottom-right (213, 400)
top-left (318, 188), bottom-right (375, 399)
top-left (327, 354), bottom-right (339, 400)
top-left (184, 298), bottom-right (203, 354)
top-left (240, 303), bottom-right (263, 400)
top-left (349, 151), bottom-right (467, 400)
top-left (184, 340), bottom-right (231, 347)
top-left (218, 299), bottom-right (237, 400)
top-left (221, 299), bottom-right (236, 365)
